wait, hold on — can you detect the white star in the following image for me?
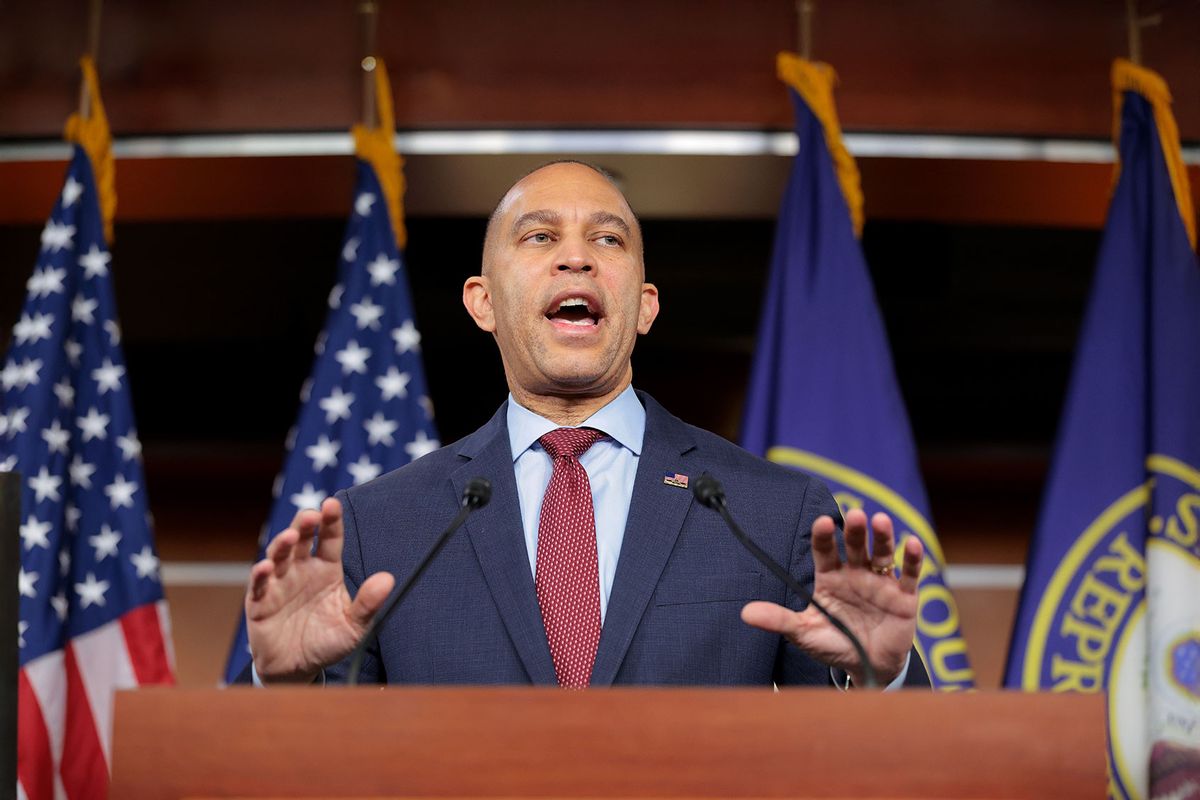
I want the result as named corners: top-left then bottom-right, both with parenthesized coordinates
top-left (289, 482), bottom-right (326, 512)
top-left (91, 358), bottom-right (125, 394)
top-left (77, 407), bottom-right (110, 442)
top-left (16, 359), bottom-right (43, 389)
top-left (104, 474), bottom-right (138, 509)
top-left (0, 361), bottom-right (19, 391)
top-left (61, 176), bottom-right (83, 207)
top-left (75, 572), bottom-right (110, 609)
top-left (284, 426), bottom-right (298, 451)
top-left (347, 454), bottom-right (382, 485)
top-left (64, 339), bottom-right (82, 367)
top-left (69, 456), bottom-right (96, 489)
top-left (18, 620), bottom-right (29, 648)
top-left (272, 473), bottom-right (284, 498)
top-left (14, 313), bottom-right (54, 345)
top-left (342, 238), bottom-right (359, 262)
top-left (50, 592), bottom-right (68, 621)
top-left (0, 455), bottom-right (16, 472)
top-left (71, 295), bottom-right (98, 325)
top-left (18, 568), bottom-right (38, 598)
top-left (27, 266), bottom-right (66, 298)
top-left (328, 283), bottom-right (345, 309)
top-left (405, 430), bottom-right (440, 461)
top-left (104, 319), bottom-right (121, 345)
top-left (304, 435), bottom-right (340, 472)
top-left (41, 420), bottom-right (70, 455)
top-left (392, 320), bottom-right (422, 354)
top-left (419, 395), bottom-right (435, 419)
top-left (335, 340), bottom-right (371, 375)
top-left (59, 548), bottom-right (71, 575)
top-left (363, 412), bottom-right (398, 446)
top-left (53, 378), bottom-right (75, 408)
top-left (7, 406), bottom-right (31, 435)
top-left (130, 545), bottom-right (161, 580)
top-left (20, 516), bottom-right (52, 550)
top-left (28, 467), bottom-right (62, 503)
top-left (40, 220), bottom-right (76, 252)
top-left (349, 296), bottom-right (384, 330)
top-left (89, 524), bottom-right (122, 561)
top-left (366, 253), bottom-right (399, 286)
top-left (300, 376), bottom-right (314, 401)
top-left (78, 245), bottom-right (111, 278)
top-left (354, 192), bottom-right (376, 216)
top-left (376, 367), bottom-right (411, 401)
top-left (117, 432), bottom-right (142, 461)
top-left (318, 387), bottom-right (355, 424)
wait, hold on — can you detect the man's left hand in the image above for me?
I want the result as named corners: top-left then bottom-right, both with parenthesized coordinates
top-left (741, 509), bottom-right (922, 687)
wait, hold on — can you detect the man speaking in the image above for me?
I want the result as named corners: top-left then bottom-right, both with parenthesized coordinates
top-left (244, 161), bottom-right (928, 689)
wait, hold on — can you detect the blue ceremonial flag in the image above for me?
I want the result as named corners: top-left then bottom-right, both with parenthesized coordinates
top-left (2, 58), bottom-right (174, 799)
top-left (740, 53), bottom-right (974, 690)
top-left (223, 62), bottom-right (438, 684)
top-left (1004, 60), bottom-right (1200, 800)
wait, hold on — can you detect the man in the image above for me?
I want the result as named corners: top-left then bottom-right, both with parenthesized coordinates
top-left (246, 161), bottom-right (927, 688)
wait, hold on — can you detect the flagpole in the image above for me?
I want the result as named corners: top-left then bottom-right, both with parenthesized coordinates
top-left (1124, 0), bottom-right (1163, 66)
top-left (80, 0), bottom-right (103, 120)
top-left (796, 0), bottom-right (814, 60)
top-left (360, 0), bottom-right (379, 129)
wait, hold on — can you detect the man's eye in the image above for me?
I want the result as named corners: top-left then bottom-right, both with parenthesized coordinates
top-left (525, 232), bottom-right (551, 244)
top-left (596, 235), bottom-right (622, 247)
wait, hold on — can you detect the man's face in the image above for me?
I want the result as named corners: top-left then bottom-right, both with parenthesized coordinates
top-left (463, 163), bottom-right (659, 401)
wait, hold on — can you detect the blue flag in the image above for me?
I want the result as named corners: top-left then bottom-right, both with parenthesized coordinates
top-left (223, 119), bottom-right (439, 683)
top-left (1004, 60), bottom-right (1200, 800)
top-left (3, 58), bottom-right (174, 797)
top-left (740, 53), bottom-right (973, 690)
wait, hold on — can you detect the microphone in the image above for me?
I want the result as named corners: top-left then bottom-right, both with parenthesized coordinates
top-left (345, 478), bottom-right (492, 685)
top-left (691, 473), bottom-right (879, 688)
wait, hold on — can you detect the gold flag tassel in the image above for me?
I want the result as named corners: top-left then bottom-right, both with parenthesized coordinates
top-left (63, 55), bottom-right (116, 245)
top-left (776, 52), bottom-right (865, 239)
top-left (1111, 58), bottom-right (1196, 250)
top-left (352, 59), bottom-right (407, 250)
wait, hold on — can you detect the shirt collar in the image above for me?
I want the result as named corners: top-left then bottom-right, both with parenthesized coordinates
top-left (506, 384), bottom-right (645, 462)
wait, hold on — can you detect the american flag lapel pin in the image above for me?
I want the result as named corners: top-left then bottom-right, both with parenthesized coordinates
top-left (663, 472), bottom-right (689, 489)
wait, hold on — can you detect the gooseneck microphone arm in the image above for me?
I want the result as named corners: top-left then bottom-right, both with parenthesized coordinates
top-left (345, 478), bottom-right (492, 685)
top-left (692, 473), bottom-right (879, 688)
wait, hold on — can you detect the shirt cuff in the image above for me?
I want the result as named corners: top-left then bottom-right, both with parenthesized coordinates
top-left (250, 662), bottom-right (326, 687)
top-left (831, 651), bottom-right (910, 691)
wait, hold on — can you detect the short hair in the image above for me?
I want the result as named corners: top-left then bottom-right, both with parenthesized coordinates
top-left (482, 159), bottom-right (643, 272)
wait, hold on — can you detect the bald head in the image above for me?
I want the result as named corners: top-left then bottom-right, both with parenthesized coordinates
top-left (482, 160), bottom-right (643, 274)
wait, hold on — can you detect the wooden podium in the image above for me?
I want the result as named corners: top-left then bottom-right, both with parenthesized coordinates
top-left (110, 687), bottom-right (1105, 799)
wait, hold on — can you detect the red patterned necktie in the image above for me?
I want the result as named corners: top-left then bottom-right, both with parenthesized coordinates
top-left (536, 426), bottom-right (606, 688)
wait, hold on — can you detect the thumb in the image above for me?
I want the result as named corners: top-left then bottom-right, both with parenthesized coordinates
top-left (348, 571), bottom-right (396, 630)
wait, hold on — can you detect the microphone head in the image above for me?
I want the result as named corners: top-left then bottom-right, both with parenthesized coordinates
top-left (691, 472), bottom-right (725, 509)
top-left (462, 478), bottom-right (492, 509)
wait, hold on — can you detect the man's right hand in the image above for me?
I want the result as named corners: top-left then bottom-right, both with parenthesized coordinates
top-left (245, 497), bottom-right (395, 684)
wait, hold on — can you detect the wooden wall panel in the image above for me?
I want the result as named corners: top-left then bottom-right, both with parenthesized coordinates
top-left (2, 0), bottom-right (1197, 139)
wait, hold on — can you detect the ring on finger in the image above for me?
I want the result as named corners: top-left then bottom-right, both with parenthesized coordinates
top-left (871, 563), bottom-right (894, 577)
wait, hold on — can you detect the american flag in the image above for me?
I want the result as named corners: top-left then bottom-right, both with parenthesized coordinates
top-left (223, 156), bottom-right (439, 683)
top-left (3, 145), bottom-right (175, 799)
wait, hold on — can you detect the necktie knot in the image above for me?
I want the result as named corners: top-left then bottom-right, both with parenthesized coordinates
top-left (539, 427), bottom-right (604, 461)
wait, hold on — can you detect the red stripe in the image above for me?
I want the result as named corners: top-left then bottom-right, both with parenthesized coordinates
top-left (61, 644), bottom-right (108, 800)
top-left (119, 603), bottom-right (174, 685)
top-left (17, 668), bottom-right (55, 800)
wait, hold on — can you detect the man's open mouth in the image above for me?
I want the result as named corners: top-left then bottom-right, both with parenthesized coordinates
top-left (545, 295), bottom-right (602, 327)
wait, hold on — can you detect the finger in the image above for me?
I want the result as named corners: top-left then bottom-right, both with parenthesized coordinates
top-left (292, 507), bottom-right (322, 562)
top-left (810, 515), bottom-right (842, 573)
top-left (348, 571), bottom-right (397, 630)
top-left (268, 529), bottom-right (298, 579)
top-left (870, 512), bottom-right (896, 571)
top-left (314, 497), bottom-right (345, 563)
top-left (247, 559), bottom-right (274, 604)
top-left (897, 535), bottom-right (924, 595)
top-left (842, 508), bottom-right (868, 568)
top-left (740, 600), bottom-right (804, 639)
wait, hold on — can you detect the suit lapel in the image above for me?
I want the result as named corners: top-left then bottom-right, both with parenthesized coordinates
top-left (590, 393), bottom-right (697, 686)
top-left (451, 406), bottom-right (558, 685)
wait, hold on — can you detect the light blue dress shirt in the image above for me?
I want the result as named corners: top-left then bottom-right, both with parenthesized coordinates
top-left (506, 384), bottom-right (645, 625)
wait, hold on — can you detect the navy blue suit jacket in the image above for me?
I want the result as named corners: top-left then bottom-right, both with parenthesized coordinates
top-left (328, 391), bottom-right (929, 687)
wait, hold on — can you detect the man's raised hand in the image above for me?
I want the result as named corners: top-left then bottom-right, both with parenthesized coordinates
top-left (741, 509), bottom-right (922, 687)
top-left (245, 498), bottom-right (395, 684)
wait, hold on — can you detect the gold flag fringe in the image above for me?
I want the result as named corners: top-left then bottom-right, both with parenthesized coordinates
top-left (63, 56), bottom-right (115, 245)
top-left (351, 59), bottom-right (407, 250)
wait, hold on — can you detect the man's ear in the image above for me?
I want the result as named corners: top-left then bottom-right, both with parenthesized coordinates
top-left (462, 275), bottom-right (496, 332)
top-left (637, 283), bottom-right (660, 334)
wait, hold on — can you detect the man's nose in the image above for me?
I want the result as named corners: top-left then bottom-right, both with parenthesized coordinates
top-left (555, 239), bottom-right (593, 272)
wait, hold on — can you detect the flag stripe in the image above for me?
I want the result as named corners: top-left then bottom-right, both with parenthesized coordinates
top-left (17, 670), bottom-right (55, 800)
top-left (23, 653), bottom-right (67, 800)
top-left (155, 599), bottom-right (176, 672)
top-left (61, 645), bottom-right (108, 800)
top-left (70, 620), bottom-right (136, 769)
top-left (119, 602), bottom-right (175, 685)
